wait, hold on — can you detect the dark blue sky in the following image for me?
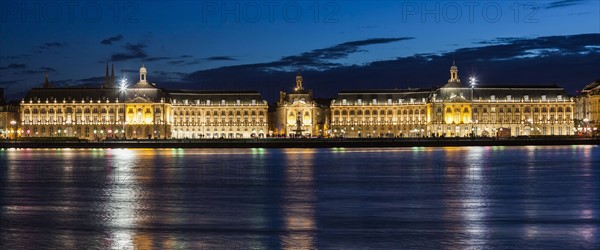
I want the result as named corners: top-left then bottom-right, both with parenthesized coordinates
top-left (1, 0), bottom-right (599, 101)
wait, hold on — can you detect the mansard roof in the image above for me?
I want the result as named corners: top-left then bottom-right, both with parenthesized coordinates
top-left (166, 90), bottom-right (265, 103)
top-left (24, 88), bottom-right (122, 102)
top-left (582, 79), bottom-right (600, 93)
top-left (435, 84), bottom-right (570, 101)
top-left (334, 89), bottom-right (432, 103)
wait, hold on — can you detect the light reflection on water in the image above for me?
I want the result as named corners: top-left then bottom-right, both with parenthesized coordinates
top-left (1, 146), bottom-right (599, 249)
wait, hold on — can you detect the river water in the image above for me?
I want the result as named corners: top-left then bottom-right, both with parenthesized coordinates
top-left (1, 146), bottom-right (599, 249)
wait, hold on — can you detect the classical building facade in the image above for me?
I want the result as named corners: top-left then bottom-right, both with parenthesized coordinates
top-left (0, 88), bottom-right (19, 139)
top-left (14, 63), bottom-right (579, 139)
top-left (275, 73), bottom-right (328, 137)
top-left (169, 90), bottom-right (268, 138)
top-left (330, 89), bottom-right (430, 138)
top-left (18, 65), bottom-right (268, 139)
top-left (332, 64), bottom-right (575, 137)
top-left (576, 79), bottom-right (600, 134)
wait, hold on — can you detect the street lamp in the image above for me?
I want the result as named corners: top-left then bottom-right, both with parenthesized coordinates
top-left (119, 77), bottom-right (128, 92)
top-left (119, 77), bottom-right (128, 140)
top-left (583, 118), bottom-right (590, 136)
top-left (469, 76), bottom-right (477, 137)
top-left (10, 120), bottom-right (16, 141)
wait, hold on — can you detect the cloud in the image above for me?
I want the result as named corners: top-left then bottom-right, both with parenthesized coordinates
top-left (110, 43), bottom-right (147, 61)
top-left (274, 37), bottom-right (413, 70)
top-left (13, 67), bottom-right (57, 75)
top-left (146, 56), bottom-right (172, 61)
top-left (181, 33), bottom-right (599, 102)
top-left (40, 67), bottom-right (57, 72)
top-left (121, 69), bottom-right (140, 73)
top-left (100, 35), bottom-right (124, 45)
top-left (0, 54), bottom-right (30, 60)
top-left (0, 63), bottom-right (26, 70)
top-left (204, 56), bottom-right (237, 61)
top-left (39, 42), bottom-right (67, 50)
top-left (546, 0), bottom-right (589, 9)
top-left (168, 60), bottom-right (186, 65)
top-left (0, 79), bottom-right (24, 85)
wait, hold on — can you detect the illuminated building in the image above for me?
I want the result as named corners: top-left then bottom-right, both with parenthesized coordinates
top-left (430, 63), bottom-right (574, 137)
top-left (332, 63), bottom-right (575, 137)
top-left (169, 90), bottom-right (268, 138)
top-left (18, 64), bottom-right (268, 139)
top-left (275, 73), bottom-right (329, 137)
top-left (16, 63), bottom-right (577, 139)
top-left (330, 89), bottom-right (430, 138)
top-left (0, 88), bottom-right (19, 139)
top-left (576, 79), bottom-right (600, 134)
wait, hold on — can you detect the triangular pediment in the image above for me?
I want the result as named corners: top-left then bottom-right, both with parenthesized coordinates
top-left (447, 92), bottom-right (468, 102)
top-left (127, 96), bottom-right (153, 103)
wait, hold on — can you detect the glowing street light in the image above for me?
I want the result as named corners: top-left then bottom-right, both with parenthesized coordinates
top-left (119, 77), bottom-right (128, 92)
top-left (469, 76), bottom-right (478, 88)
top-left (469, 76), bottom-right (477, 137)
top-left (10, 120), bottom-right (16, 140)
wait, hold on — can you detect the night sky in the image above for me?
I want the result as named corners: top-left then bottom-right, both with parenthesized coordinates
top-left (1, 0), bottom-right (598, 102)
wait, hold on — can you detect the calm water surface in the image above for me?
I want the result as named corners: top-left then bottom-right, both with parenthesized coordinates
top-left (1, 146), bottom-right (599, 249)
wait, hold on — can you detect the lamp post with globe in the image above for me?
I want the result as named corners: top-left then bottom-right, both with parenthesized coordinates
top-left (469, 76), bottom-right (477, 137)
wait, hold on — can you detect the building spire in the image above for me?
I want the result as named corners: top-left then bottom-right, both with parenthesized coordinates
top-left (449, 62), bottom-right (460, 83)
top-left (295, 71), bottom-right (303, 91)
top-left (111, 64), bottom-right (115, 86)
top-left (43, 72), bottom-right (51, 88)
top-left (104, 63), bottom-right (109, 87)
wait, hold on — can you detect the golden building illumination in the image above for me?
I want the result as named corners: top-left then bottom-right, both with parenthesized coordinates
top-left (330, 89), bottom-right (430, 138)
top-left (275, 73), bottom-right (329, 137)
top-left (332, 63), bottom-right (575, 138)
top-left (576, 79), bottom-right (600, 135)
top-left (18, 64), bottom-right (268, 139)
top-left (15, 63), bottom-right (578, 139)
